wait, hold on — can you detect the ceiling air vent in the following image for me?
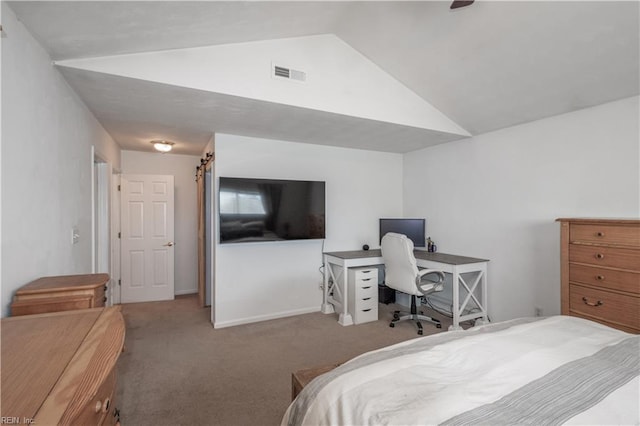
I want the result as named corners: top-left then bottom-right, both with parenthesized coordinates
top-left (272, 64), bottom-right (306, 82)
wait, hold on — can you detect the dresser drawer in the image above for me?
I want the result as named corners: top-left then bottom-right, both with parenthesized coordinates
top-left (570, 264), bottom-right (640, 295)
top-left (95, 285), bottom-right (107, 307)
top-left (569, 244), bottom-right (640, 270)
top-left (11, 295), bottom-right (94, 316)
top-left (71, 367), bottom-right (117, 425)
top-left (569, 284), bottom-right (640, 331)
top-left (571, 223), bottom-right (640, 247)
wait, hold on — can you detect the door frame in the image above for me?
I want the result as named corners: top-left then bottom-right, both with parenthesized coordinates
top-left (111, 173), bottom-right (121, 305)
top-left (91, 148), bottom-right (113, 305)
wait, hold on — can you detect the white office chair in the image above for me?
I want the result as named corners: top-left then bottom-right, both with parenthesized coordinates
top-left (381, 232), bottom-right (445, 335)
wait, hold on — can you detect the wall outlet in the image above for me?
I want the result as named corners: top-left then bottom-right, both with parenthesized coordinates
top-left (534, 306), bottom-right (543, 317)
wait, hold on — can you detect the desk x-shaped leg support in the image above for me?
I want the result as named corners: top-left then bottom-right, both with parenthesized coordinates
top-left (449, 264), bottom-right (488, 330)
top-left (321, 258), bottom-right (354, 326)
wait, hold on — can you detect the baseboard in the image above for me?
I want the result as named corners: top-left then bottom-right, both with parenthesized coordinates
top-left (213, 306), bottom-right (321, 329)
top-left (174, 288), bottom-right (198, 296)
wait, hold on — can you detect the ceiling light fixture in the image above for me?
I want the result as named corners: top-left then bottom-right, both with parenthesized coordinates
top-left (151, 140), bottom-right (174, 153)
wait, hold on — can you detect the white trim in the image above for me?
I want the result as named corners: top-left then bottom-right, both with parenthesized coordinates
top-left (175, 288), bottom-right (198, 296)
top-left (95, 162), bottom-right (111, 273)
top-left (110, 173), bottom-right (121, 305)
top-left (91, 146), bottom-right (96, 272)
top-left (213, 306), bottom-right (320, 329)
top-left (0, 5), bottom-right (3, 307)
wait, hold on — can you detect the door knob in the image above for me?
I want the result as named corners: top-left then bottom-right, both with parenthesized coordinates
top-left (164, 242), bottom-right (174, 247)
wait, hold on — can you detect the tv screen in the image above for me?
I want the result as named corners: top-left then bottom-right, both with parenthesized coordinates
top-left (379, 218), bottom-right (426, 248)
top-left (219, 177), bottom-right (325, 243)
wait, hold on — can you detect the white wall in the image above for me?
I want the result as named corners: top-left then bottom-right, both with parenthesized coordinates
top-left (403, 96), bottom-right (640, 322)
top-left (0, 4), bottom-right (121, 317)
top-left (121, 150), bottom-right (200, 296)
top-left (214, 134), bottom-right (403, 327)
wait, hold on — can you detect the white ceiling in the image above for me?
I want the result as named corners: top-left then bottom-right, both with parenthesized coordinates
top-left (8, 1), bottom-right (640, 155)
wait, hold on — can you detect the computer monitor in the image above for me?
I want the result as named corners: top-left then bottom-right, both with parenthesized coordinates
top-left (379, 218), bottom-right (426, 248)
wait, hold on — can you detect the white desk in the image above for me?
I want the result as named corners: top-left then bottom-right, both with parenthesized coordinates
top-left (322, 249), bottom-right (489, 330)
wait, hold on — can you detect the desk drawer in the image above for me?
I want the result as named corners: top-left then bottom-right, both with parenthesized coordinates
top-left (351, 267), bottom-right (378, 281)
top-left (354, 282), bottom-right (377, 298)
top-left (571, 224), bottom-right (640, 247)
top-left (569, 284), bottom-right (640, 331)
top-left (348, 267), bottom-right (379, 325)
top-left (570, 264), bottom-right (640, 295)
top-left (354, 276), bottom-right (377, 288)
top-left (355, 295), bottom-right (377, 310)
top-left (353, 306), bottom-right (378, 324)
top-left (569, 244), bottom-right (640, 271)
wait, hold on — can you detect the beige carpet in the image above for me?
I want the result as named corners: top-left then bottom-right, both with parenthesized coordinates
top-left (116, 295), bottom-right (452, 426)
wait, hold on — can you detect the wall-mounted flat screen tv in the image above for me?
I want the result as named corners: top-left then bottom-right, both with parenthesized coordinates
top-left (379, 218), bottom-right (426, 248)
top-left (219, 177), bottom-right (325, 244)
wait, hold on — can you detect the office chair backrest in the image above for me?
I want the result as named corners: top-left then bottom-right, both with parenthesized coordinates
top-left (381, 232), bottom-right (421, 296)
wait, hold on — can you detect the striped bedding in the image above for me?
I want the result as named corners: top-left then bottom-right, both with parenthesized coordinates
top-left (282, 316), bottom-right (639, 426)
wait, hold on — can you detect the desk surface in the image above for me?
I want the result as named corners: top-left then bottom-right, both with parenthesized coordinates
top-left (324, 249), bottom-right (488, 265)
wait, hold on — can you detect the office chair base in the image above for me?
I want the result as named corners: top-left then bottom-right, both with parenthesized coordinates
top-left (390, 295), bottom-right (441, 335)
top-left (390, 312), bottom-right (441, 335)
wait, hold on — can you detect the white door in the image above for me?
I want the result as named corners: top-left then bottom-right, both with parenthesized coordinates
top-left (121, 174), bottom-right (175, 303)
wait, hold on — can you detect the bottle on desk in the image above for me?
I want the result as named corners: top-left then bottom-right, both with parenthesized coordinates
top-left (427, 237), bottom-right (437, 253)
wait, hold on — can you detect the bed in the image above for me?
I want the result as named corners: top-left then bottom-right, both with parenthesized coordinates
top-left (282, 315), bottom-right (639, 425)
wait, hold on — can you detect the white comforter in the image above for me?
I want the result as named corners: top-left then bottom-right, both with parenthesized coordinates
top-left (282, 316), bottom-right (639, 426)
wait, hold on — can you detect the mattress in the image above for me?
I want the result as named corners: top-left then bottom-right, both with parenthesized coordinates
top-left (282, 315), bottom-right (639, 425)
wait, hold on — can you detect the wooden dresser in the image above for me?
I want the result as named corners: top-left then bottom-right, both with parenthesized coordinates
top-left (558, 218), bottom-right (640, 333)
top-left (11, 273), bottom-right (110, 316)
top-left (1, 307), bottom-right (125, 425)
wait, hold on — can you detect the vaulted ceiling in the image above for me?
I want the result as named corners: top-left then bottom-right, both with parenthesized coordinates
top-left (8, 1), bottom-right (640, 155)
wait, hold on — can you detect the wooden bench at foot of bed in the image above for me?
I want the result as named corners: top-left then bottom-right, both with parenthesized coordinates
top-left (291, 363), bottom-right (342, 400)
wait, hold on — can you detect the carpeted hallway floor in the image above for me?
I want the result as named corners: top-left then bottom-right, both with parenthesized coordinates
top-left (116, 295), bottom-right (451, 426)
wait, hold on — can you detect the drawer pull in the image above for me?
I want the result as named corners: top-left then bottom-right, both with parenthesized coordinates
top-left (103, 296), bottom-right (107, 303)
top-left (582, 297), bottom-right (603, 307)
top-left (596, 231), bottom-right (605, 237)
top-left (362, 278), bottom-right (372, 282)
top-left (104, 285), bottom-right (108, 291)
top-left (362, 286), bottom-right (371, 290)
top-left (361, 270), bottom-right (371, 274)
top-left (101, 398), bottom-right (111, 413)
top-left (596, 275), bottom-right (605, 281)
top-left (363, 297), bottom-right (371, 301)
top-left (362, 308), bottom-right (372, 312)
top-left (595, 253), bottom-right (605, 260)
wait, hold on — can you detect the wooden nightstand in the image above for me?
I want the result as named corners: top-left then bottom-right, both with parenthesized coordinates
top-left (11, 273), bottom-right (110, 316)
top-left (291, 363), bottom-right (342, 400)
